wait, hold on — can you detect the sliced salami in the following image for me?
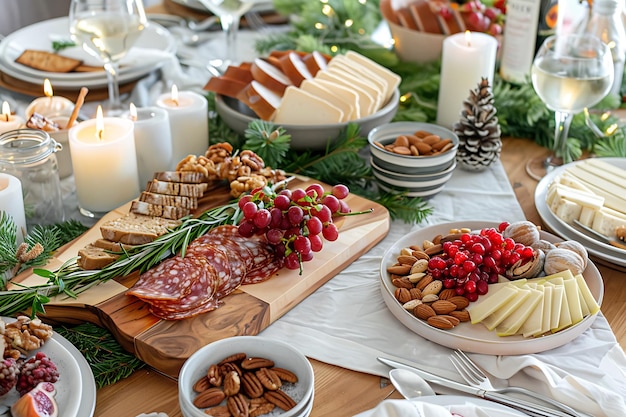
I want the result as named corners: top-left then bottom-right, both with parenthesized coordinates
top-left (127, 255), bottom-right (202, 301)
top-left (243, 256), bottom-right (284, 284)
top-left (186, 240), bottom-right (235, 299)
top-left (149, 295), bottom-right (220, 320)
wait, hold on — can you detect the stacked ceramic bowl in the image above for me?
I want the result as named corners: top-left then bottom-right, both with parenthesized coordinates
top-left (368, 122), bottom-right (459, 198)
top-left (179, 336), bottom-right (315, 417)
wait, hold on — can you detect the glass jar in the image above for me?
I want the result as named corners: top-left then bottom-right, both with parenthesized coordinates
top-left (0, 129), bottom-right (65, 227)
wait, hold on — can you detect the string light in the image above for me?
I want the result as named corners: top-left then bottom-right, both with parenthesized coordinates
top-left (345, 19), bottom-right (354, 28)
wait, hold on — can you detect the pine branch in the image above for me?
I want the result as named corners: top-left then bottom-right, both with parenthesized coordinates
top-left (243, 120), bottom-right (291, 168)
top-left (54, 322), bottom-right (144, 388)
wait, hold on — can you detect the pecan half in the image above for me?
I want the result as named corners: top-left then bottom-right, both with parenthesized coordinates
top-left (193, 376), bottom-right (211, 393)
top-left (193, 387), bottom-right (226, 408)
top-left (204, 405), bottom-right (231, 417)
top-left (241, 357), bottom-right (274, 370)
top-left (227, 393), bottom-right (249, 417)
top-left (271, 367), bottom-right (298, 383)
top-left (256, 368), bottom-right (282, 391)
top-left (249, 398), bottom-right (275, 417)
top-left (220, 362), bottom-right (242, 377)
top-left (207, 364), bottom-right (222, 387)
top-left (241, 371), bottom-right (265, 399)
top-left (218, 352), bottom-right (247, 365)
top-left (223, 370), bottom-right (241, 396)
top-left (264, 389), bottom-right (297, 411)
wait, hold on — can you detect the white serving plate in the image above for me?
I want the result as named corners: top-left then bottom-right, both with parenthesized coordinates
top-left (420, 395), bottom-right (527, 416)
top-left (535, 157), bottom-right (626, 267)
top-left (0, 17), bottom-right (175, 88)
top-left (171, 0), bottom-right (274, 14)
top-left (379, 221), bottom-right (604, 356)
top-left (0, 317), bottom-right (96, 417)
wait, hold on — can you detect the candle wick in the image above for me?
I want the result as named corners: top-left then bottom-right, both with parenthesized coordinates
top-left (3, 113), bottom-right (8, 122)
top-left (98, 129), bottom-right (103, 141)
top-left (173, 99), bottom-right (179, 106)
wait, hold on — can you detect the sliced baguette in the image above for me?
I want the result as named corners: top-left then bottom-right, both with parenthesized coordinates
top-left (77, 244), bottom-right (119, 270)
top-left (153, 171), bottom-right (207, 184)
top-left (146, 179), bottom-right (207, 197)
top-left (139, 191), bottom-right (198, 210)
top-left (130, 200), bottom-right (190, 220)
top-left (100, 213), bottom-right (181, 245)
top-left (93, 238), bottom-right (136, 252)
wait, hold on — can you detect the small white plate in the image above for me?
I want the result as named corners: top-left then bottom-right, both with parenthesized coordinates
top-left (420, 395), bottom-right (527, 416)
top-left (0, 317), bottom-right (96, 417)
top-left (379, 221), bottom-right (604, 355)
top-left (535, 157), bottom-right (626, 267)
top-left (170, 0), bottom-right (274, 14)
top-left (0, 17), bottom-right (175, 88)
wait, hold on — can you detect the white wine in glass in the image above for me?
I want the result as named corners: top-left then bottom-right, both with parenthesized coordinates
top-left (196, 0), bottom-right (257, 64)
top-left (69, 0), bottom-right (148, 115)
top-left (528, 34), bottom-right (613, 180)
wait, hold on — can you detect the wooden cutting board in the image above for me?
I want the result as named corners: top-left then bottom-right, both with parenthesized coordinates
top-left (14, 176), bottom-right (390, 377)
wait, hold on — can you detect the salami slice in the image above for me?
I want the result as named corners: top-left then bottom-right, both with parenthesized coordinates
top-left (186, 241), bottom-right (236, 299)
top-left (243, 256), bottom-right (283, 284)
top-left (149, 296), bottom-right (220, 320)
top-left (127, 255), bottom-right (202, 301)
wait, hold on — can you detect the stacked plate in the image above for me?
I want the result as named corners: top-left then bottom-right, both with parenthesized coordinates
top-left (0, 17), bottom-right (176, 90)
top-left (535, 157), bottom-right (626, 268)
top-left (179, 336), bottom-right (315, 417)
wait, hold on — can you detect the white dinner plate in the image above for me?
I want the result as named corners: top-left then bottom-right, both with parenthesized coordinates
top-left (535, 157), bottom-right (626, 267)
top-left (0, 17), bottom-right (175, 88)
top-left (420, 395), bottom-right (527, 416)
top-left (379, 221), bottom-right (604, 355)
top-left (170, 0), bottom-right (274, 14)
top-left (0, 317), bottom-right (96, 417)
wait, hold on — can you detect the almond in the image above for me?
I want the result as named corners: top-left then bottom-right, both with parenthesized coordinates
top-left (425, 243), bottom-right (443, 256)
top-left (427, 315), bottom-right (455, 330)
top-left (421, 294), bottom-right (439, 303)
top-left (449, 309), bottom-right (471, 322)
top-left (392, 277), bottom-right (413, 289)
top-left (394, 287), bottom-right (412, 303)
top-left (387, 264), bottom-right (411, 275)
top-left (411, 250), bottom-right (430, 260)
top-left (415, 274), bottom-right (433, 290)
top-left (414, 303), bottom-right (436, 320)
top-left (397, 255), bottom-right (418, 265)
top-left (448, 296), bottom-right (470, 310)
top-left (438, 288), bottom-right (456, 300)
top-left (431, 300), bottom-right (457, 315)
top-left (422, 280), bottom-right (443, 296)
top-left (409, 259), bottom-right (428, 274)
top-left (409, 288), bottom-right (423, 300)
top-left (402, 299), bottom-right (422, 310)
top-left (439, 314), bottom-right (461, 326)
top-left (407, 272), bottom-right (426, 283)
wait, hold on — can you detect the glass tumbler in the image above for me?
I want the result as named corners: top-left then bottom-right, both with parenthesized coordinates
top-left (0, 129), bottom-right (65, 228)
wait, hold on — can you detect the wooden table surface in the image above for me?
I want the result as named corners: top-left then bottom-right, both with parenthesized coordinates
top-left (92, 135), bottom-right (626, 417)
top-left (93, 4), bottom-right (626, 415)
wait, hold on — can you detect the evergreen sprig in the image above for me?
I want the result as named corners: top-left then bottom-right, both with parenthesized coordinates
top-left (54, 322), bottom-right (145, 388)
top-left (243, 120), bottom-right (291, 168)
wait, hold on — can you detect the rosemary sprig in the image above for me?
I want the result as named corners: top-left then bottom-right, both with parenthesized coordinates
top-left (0, 203), bottom-right (241, 317)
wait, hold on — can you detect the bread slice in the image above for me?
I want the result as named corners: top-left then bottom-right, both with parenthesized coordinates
top-left (16, 50), bottom-right (82, 73)
top-left (153, 171), bottom-right (207, 184)
top-left (77, 244), bottom-right (119, 270)
top-left (100, 213), bottom-right (181, 245)
top-left (139, 191), bottom-right (198, 210)
top-left (93, 238), bottom-right (136, 252)
top-left (130, 200), bottom-right (190, 220)
top-left (145, 179), bottom-right (208, 197)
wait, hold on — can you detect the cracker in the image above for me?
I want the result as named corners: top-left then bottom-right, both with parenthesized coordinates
top-left (15, 49), bottom-right (82, 73)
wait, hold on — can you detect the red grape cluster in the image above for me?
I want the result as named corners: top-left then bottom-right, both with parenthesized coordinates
top-left (427, 222), bottom-right (535, 302)
top-left (237, 183), bottom-right (351, 270)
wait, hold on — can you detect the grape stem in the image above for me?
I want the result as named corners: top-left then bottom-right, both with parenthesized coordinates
top-left (335, 208), bottom-right (374, 217)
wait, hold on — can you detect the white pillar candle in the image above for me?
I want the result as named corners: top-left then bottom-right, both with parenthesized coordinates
top-left (0, 173), bottom-right (27, 243)
top-left (155, 86), bottom-right (208, 166)
top-left (124, 104), bottom-right (173, 187)
top-left (0, 102), bottom-right (24, 135)
top-left (436, 31), bottom-right (498, 129)
top-left (69, 108), bottom-right (140, 215)
top-left (24, 79), bottom-right (74, 119)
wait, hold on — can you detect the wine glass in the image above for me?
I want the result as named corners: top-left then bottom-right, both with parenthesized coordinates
top-left (196, 0), bottom-right (257, 65)
top-left (69, 0), bottom-right (148, 115)
top-left (527, 34), bottom-right (614, 180)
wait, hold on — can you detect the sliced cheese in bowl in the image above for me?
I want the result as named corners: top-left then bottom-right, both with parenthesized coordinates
top-left (273, 86), bottom-right (344, 125)
top-left (299, 79), bottom-right (356, 122)
top-left (344, 50), bottom-right (402, 102)
top-left (315, 70), bottom-right (377, 116)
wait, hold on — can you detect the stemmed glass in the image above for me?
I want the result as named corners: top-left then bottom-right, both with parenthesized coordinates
top-left (69, 0), bottom-right (148, 115)
top-left (196, 0), bottom-right (257, 65)
top-left (527, 34), bottom-right (614, 180)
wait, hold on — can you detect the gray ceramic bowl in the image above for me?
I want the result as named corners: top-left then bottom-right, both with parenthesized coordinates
top-left (179, 336), bottom-right (314, 417)
top-left (368, 121), bottom-right (459, 175)
top-left (371, 157), bottom-right (456, 198)
top-left (215, 89), bottom-right (399, 151)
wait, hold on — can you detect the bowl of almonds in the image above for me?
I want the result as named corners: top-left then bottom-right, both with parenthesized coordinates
top-left (368, 122), bottom-right (458, 197)
top-left (178, 336), bottom-right (314, 417)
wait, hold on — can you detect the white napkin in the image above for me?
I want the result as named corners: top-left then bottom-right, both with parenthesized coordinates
top-left (354, 399), bottom-right (523, 417)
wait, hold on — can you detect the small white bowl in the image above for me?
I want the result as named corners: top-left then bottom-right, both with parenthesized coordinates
top-left (368, 121), bottom-right (459, 175)
top-left (215, 89), bottom-right (399, 151)
top-left (179, 336), bottom-right (314, 417)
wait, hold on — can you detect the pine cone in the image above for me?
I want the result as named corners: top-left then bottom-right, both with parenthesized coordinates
top-left (453, 77), bottom-right (502, 171)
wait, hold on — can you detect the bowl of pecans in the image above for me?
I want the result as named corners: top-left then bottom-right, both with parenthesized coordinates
top-left (368, 121), bottom-right (458, 197)
top-left (178, 336), bottom-right (314, 417)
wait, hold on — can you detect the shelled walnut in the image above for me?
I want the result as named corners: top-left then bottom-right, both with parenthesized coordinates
top-left (1, 316), bottom-right (53, 358)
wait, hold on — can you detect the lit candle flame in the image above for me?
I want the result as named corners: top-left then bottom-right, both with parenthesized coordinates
top-left (465, 31), bottom-right (472, 47)
top-left (96, 105), bottom-right (104, 141)
top-left (129, 103), bottom-right (138, 121)
top-left (1, 101), bottom-right (10, 122)
top-left (44, 78), bottom-right (53, 98)
top-left (171, 84), bottom-right (179, 106)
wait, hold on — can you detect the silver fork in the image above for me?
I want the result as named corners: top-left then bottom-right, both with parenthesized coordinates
top-left (244, 11), bottom-right (269, 33)
top-left (450, 350), bottom-right (582, 416)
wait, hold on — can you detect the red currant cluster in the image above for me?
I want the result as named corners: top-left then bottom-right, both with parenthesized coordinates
top-left (427, 222), bottom-right (535, 302)
top-left (237, 183), bottom-right (351, 270)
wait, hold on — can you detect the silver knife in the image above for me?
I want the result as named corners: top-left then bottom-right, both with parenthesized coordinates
top-left (378, 357), bottom-right (580, 417)
top-left (572, 220), bottom-right (626, 250)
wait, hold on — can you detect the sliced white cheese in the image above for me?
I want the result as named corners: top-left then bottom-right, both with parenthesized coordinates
top-left (545, 282), bottom-right (562, 330)
top-left (578, 206), bottom-right (597, 227)
top-left (344, 50), bottom-right (401, 102)
top-left (534, 284), bottom-right (553, 337)
top-left (546, 184), bottom-right (605, 210)
top-left (272, 86), bottom-right (344, 125)
top-left (563, 278), bottom-right (584, 324)
top-left (576, 160), bottom-right (626, 189)
top-left (551, 198), bottom-right (582, 223)
top-left (554, 172), bottom-right (594, 193)
top-left (299, 79), bottom-right (356, 122)
top-left (521, 285), bottom-right (545, 337)
top-left (575, 274), bottom-right (600, 315)
top-left (566, 166), bottom-right (626, 214)
top-left (481, 287), bottom-right (531, 331)
top-left (314, 78), bottom-right (362, 119)
top-left (320, 67), bottom-right (381, 113)
top-left (327, 56), bottom-right (388, 103)
top-left (496, 287), bottom-right (544, 336)
top-left (553, 284), bottom-right (573, 332)
top-left (584, 158), bottom-right (626, 181)
top-left (315, 70), bottom-right (376, 116)
top-left (467, 285), bottom-right (520, 324)
top-left (591, 208), bottom-right (626, 238)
